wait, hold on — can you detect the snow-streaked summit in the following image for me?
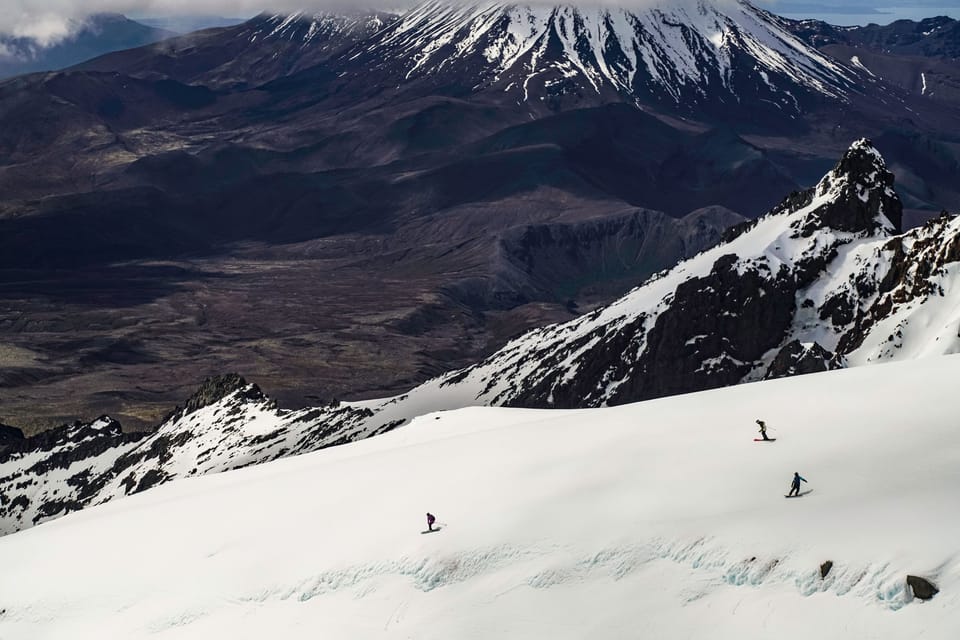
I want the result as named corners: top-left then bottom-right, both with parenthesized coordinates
top-left (255, 11), bottom-right (395, 46)
top-left (345, 0), bottom-right (857, 113)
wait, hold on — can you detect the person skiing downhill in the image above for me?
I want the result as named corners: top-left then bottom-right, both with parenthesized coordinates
top-left (426, 512), bottom-right (436, 532)
top-left (757, 419), bottom-right (770, 441)
top-left (788, 472), bottom-right (807, 497)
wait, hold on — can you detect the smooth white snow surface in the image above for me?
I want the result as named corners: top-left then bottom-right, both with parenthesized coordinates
top-left (2, 355), bottom-right (959, 639)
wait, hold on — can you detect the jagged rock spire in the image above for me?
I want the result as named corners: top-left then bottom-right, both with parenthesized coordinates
top-left (805, 138), bottom-right (903, 234)
top-left (163, 374), bottom-right (266, 424)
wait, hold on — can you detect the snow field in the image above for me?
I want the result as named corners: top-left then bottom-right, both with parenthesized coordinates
top-left (2, 355), bottom-right (960, 638)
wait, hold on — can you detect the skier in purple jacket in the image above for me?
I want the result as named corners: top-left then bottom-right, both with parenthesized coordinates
top-left (426, 512), bottom-right (436, 531)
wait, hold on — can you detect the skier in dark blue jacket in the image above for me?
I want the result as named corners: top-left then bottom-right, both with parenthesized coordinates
top-left (788, 472), bottom-right (807, 497)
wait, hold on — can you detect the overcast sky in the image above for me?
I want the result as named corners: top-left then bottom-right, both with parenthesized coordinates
top-left (2, 1), bottom-right (958, 43)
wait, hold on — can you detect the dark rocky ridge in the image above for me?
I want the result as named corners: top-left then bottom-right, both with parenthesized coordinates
top-left (163, 374), bottom-right (270, 423)
top-left (0, 374), bottom-right (383, 534)
top-left (786, 16), bottom-right (960, 58)
top-left (786, 15), bottom-right (960, 106)
top-left (469, 140), bottom-right (915, 409)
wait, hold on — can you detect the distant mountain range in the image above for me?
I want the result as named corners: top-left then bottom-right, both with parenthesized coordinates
top-left (786, 15), bottom-right (960, 103)
top-left (0, 14), bottom-right (173, 80)
top-left (1, 1), bottom-right (959, 434)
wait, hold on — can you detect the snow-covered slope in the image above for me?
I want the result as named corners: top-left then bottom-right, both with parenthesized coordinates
top-left (335, 0), bottom-right (857, 115)
top-left (1, 355), bottom-right (958, 639)
top-left (0, 375), bottom-right (393, 535)
top-left (3, 139), bottom-right (959, 537)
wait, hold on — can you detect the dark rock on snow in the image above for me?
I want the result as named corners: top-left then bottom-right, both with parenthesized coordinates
top-left (765, 341), bottom-right (841, 380)
top-left (906, 575), bottom-right (939, 600)
top-left (820, 560), bottom-right (834, 579)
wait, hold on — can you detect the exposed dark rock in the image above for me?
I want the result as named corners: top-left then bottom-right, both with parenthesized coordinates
top-left (0, 423), bottom-right (24, 442)
top-left (506, 252), bottom-right (798, 408)
top-left (163, 374), bottom-right (266, 423)
top-left (765, 341), bottom-right (839, 380)
top-left (836, 212), bottom-right (960, 356)
top-left (611, 258), bottom-right (796, 403)
top-left (0, 417), bottom-right (148, 467)
top-left (133, 469), bottom-right (170, 494)
top-left (906, 575), bottom-right (939, 600)
top-left (0, 424), bottom-right (25, 456)
top-left (799, 140), bottom-right (903, 236)
top-left (820, 560), bottom-right (833, 578)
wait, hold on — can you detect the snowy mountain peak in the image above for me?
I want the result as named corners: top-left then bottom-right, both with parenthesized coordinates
top-left (818, 138), bottom-right (889, 195)
top-left (253, 10), bottom-right (394, 45)
top-left (411, 140), bottom-right (940, 408)
top-left (347, 0), bottom-right (856, 115)
top-left (809, 138), bottom-right (901, 233)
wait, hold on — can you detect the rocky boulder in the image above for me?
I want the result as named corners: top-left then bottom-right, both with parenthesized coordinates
top-left (906, 575), bottom-right (939, 600)
top-left (820, 560), bottom-right (833, 578)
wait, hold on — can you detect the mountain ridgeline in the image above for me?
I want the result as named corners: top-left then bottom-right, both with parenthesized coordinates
top-left (3, 140), bottom-right (959, 535)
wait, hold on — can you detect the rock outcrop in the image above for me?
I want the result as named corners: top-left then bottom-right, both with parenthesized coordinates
top-left (820, 561), bottom-right (834, 579)
top-left (765, 341), bottom-right (841, 380)
top-left (906, 575), bottom-right (939, 600)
